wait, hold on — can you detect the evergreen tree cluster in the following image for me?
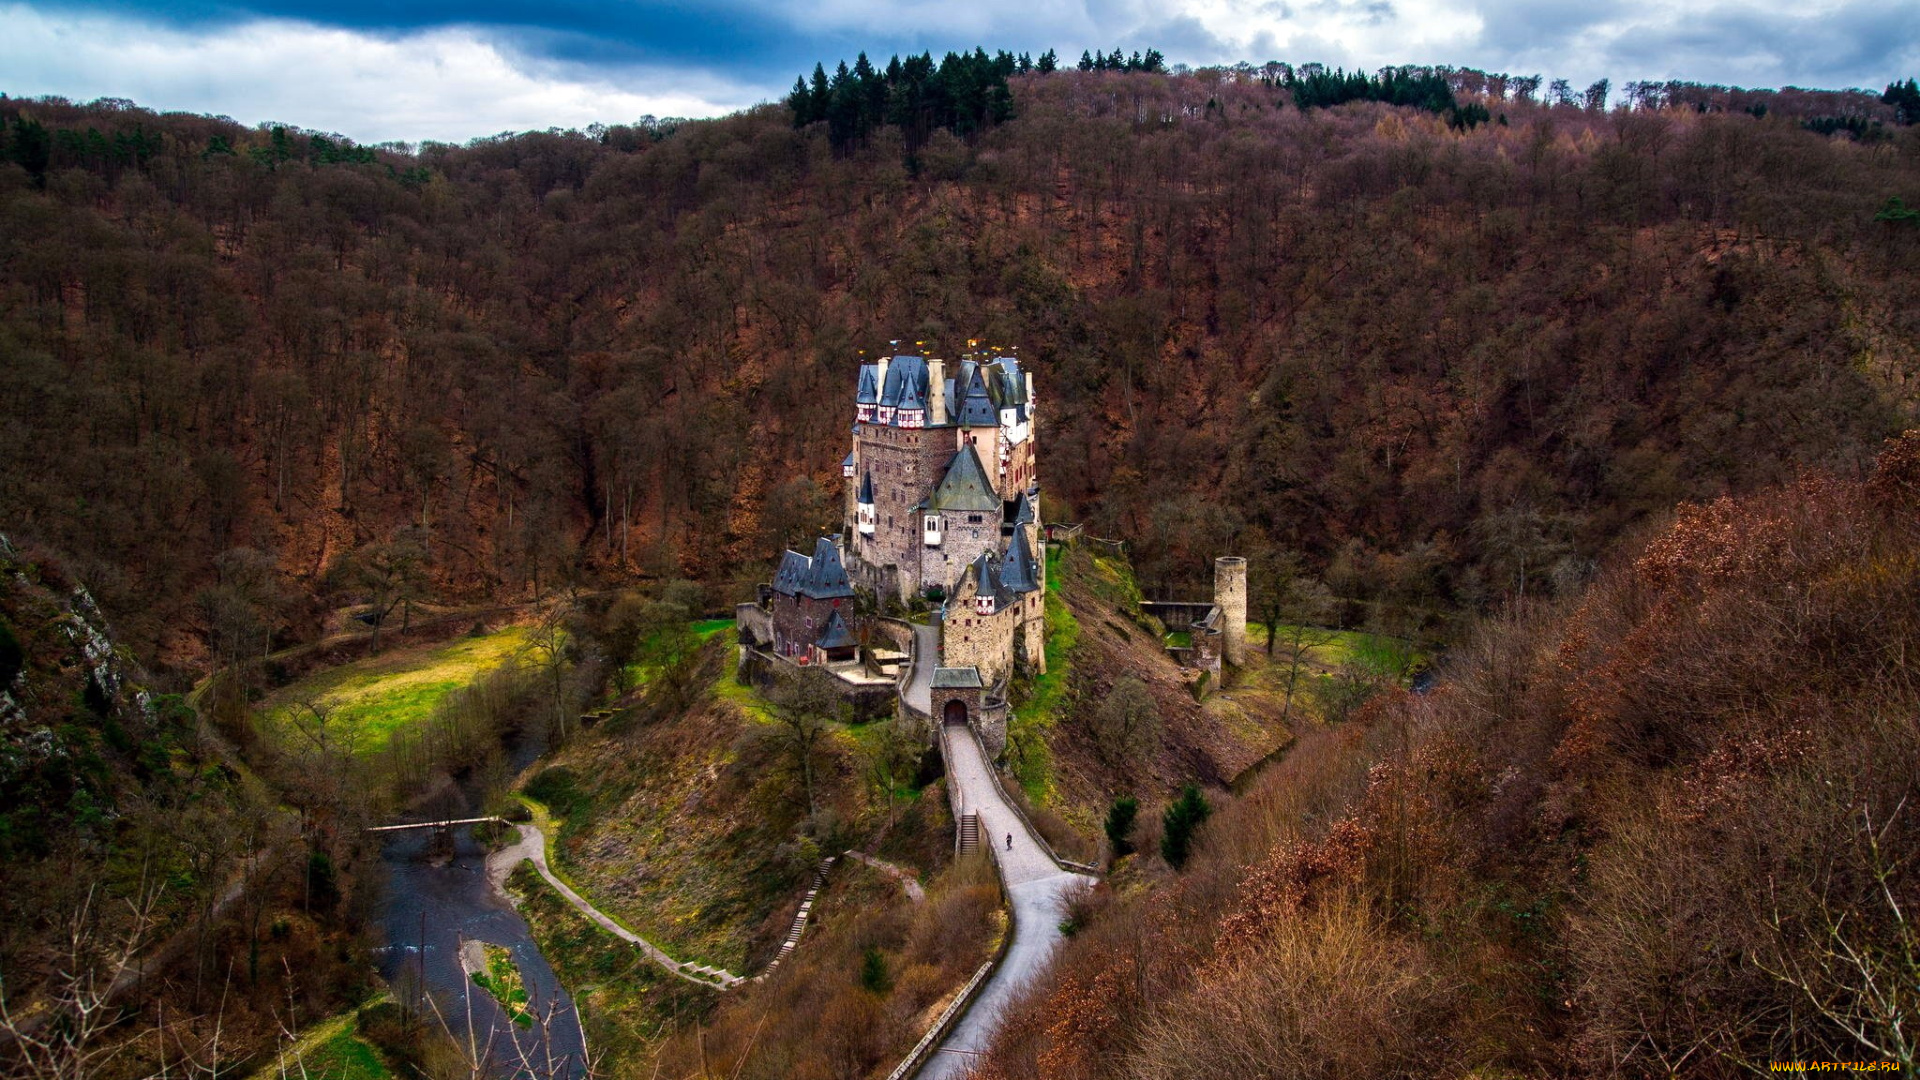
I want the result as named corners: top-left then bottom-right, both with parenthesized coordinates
top-left (788, 48), bottom-right (1045, 153)
top-left (1885, 78), bottom-right (1920, 124)
top-left (1075, 48), bottom-right (1167, 73)
top-left (1286, 65), bottom-right (1459, 116)
top-left (1803, 114), bottom-right (1892, 142)
top-left (0, 109), bottom-right (395, 189)
top-left (3, 113), bottom-right (162, 187)
top-left (1284, 65), bottom-right (1495, 129)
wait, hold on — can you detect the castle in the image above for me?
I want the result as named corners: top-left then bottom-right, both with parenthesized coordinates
top-left (736, 346), bottom-right (1047, 746)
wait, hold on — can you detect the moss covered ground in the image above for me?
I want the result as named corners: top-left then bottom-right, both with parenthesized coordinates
top-left (470, 942), bottom-right (533, 1026)
top-left (259, 625), bottom-right (531, 753)
top-left (245, 1006), bottom-right (394, 1080)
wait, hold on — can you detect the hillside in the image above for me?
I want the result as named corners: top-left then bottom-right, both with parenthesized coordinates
top-left (2, 72), bottom-right (1917, 674)
top-left (973, 432), bottom-right (1920, 1079)
top-left (0, 534), bottom-right (378, 1078)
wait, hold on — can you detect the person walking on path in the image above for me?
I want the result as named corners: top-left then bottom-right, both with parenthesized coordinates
top-left (1006, 832), bottom-right (1013, 851)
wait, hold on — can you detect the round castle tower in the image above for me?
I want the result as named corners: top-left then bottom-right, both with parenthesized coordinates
top-left (1215, 556), bottom-right (1247, 666)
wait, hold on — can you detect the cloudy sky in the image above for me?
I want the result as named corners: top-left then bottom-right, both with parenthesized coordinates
top-left (2, 0), bottom-right (1915, 143)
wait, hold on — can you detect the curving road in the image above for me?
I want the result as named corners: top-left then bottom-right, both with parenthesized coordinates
top-left (904, 622), bottom-right (939, 716)
top-left (916, 661), bottom-right (1092, 1079)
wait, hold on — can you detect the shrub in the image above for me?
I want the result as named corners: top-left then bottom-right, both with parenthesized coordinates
top-left (523, 765), bottom-right (585, 816)
top-left (1104, 795), bottom-right (1139, 858)
top-left (1161, 785), bottom-right (1211, 869)
top-left (860, 947), bottom-right (891, 993)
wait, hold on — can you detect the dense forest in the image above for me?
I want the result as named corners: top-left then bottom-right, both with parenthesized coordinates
top-left (2, 68), bottom-right (1917, 677)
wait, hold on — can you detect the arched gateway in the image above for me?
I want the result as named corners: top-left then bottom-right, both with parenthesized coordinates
top-left (943, 698), bottom-right (968, 727)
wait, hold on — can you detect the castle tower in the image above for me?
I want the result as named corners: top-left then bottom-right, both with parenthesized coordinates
top-left (1215, 556), bottom-right (1247, 666)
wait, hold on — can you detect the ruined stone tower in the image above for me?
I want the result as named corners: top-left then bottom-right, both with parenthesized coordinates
top-left (1215, 556), bottom-right (1247, 666)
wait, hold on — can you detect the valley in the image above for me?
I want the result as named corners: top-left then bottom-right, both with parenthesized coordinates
top-left (1, 54), bottom-right (1916, 1080)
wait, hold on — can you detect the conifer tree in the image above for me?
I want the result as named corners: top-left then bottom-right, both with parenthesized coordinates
top-left (1161, 785), bottom-right (1211, 869)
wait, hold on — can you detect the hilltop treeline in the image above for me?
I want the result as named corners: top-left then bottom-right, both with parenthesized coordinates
top-left (0, 65), bottom-right (1917, 674)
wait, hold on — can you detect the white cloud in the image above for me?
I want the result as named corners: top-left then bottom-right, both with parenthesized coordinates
top-left (0, 4), bottom-right (756, 143)
top-left (1, 0), bottom-right (1911, 144)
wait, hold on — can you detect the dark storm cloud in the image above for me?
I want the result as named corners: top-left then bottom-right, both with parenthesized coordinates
top-left (27, 0), bottom-right (1009, 79)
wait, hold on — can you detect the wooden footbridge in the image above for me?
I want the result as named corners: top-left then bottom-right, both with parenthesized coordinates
top-left (366, 816), bottom-right (508, 833)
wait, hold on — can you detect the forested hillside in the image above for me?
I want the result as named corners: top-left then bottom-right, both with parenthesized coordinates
top-left (2, 67), bottom-right (1917, 675)
top-left (976, 431), bottom-right (1920, 1079)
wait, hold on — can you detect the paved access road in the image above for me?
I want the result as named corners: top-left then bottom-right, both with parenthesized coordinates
top-left (905, 622), bottom-right (939, 715)
top-left (920, 721), bottom-right (1092, 1079)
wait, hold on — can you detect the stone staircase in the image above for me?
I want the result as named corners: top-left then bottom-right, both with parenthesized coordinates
top-left (756, 855), bottom-right (837, 980)
top-left (677, 960), bottom-right (741, 987)
top-left (958, 812), bottom-right (981, 856)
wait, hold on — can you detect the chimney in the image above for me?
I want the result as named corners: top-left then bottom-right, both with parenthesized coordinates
top-left (928, 359), bottom-right (946, 425)
top-left (875, 355), bottom-right (891, 402)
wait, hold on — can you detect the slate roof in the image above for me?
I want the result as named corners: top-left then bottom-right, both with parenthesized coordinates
top-left (856, 364), bottom-right (880, 405)
top-left (879, 355), bottom-right (930, 409)
top-left (932, 445), bottom-right (1001, 513)
top-left (858, 469), bottom-right (874, 504)
top-left (932, 666), bottom-right (984, 689)
top-left (1005, 491), bottom-right (1035, 528)
top-left (842, 451), bottom-right (855, 470)
top-left (967, 550), bottom-right (1019, 609)
top-left (1001, 527), bottom-right (1040, 594)
top-left (955, 364), bottom-right (998, 426)
top-left (816, 609), bottom-right (856, 650)
top-left (771, 537), bottom-right (856, 599)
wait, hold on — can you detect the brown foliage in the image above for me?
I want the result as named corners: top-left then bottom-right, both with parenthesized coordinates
top-left (975, 435), bottom-right (1920, 1078)
top-left (3, 79), bottom-right (1917, 671)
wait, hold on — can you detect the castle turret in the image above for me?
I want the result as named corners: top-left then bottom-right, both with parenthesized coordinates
top-left (1215, 556), bottom-right (1247, 666)
top-left (857, 471), bottom-right (876, 536)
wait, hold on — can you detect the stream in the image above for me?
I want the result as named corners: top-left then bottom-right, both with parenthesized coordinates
top-left (374, 717), bottom-right (586, 1079)
top-left (375, 825), bottom-right (587, 1078)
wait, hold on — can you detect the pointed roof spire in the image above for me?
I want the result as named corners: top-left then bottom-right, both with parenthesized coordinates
top-left (1003, 527), bottom-right (1039, 593)
top-left (858, 469), bottom-right (875, 505)
top-left (933, 444), bottom-right (1000, 513)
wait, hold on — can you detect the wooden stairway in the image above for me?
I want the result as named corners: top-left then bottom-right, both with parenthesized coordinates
top-left (958, 812), bottom-right (981, 856)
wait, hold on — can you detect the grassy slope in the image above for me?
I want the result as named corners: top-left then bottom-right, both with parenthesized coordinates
top-left (245, 1007), bottom-right (394, 1080)
top-left (504, 862), bottom-right (717, 1075)
top-left (524, 642), bottom-right (912, 972)
top-left (257, 625), bottom-right (530, 752)
top-left (1017, 544), bottom-right (1299, 838)
top-left (513, 638), bottom-right (964, 1078)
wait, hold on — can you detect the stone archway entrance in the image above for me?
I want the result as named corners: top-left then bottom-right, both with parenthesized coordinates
top-left (943, 699), bottom-right (968, 727)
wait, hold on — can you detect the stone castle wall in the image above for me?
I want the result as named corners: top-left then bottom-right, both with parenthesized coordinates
top-left (942, 604), bottom-right (1018, 687)
top-left (850, 422), bottom-right (932, 600)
